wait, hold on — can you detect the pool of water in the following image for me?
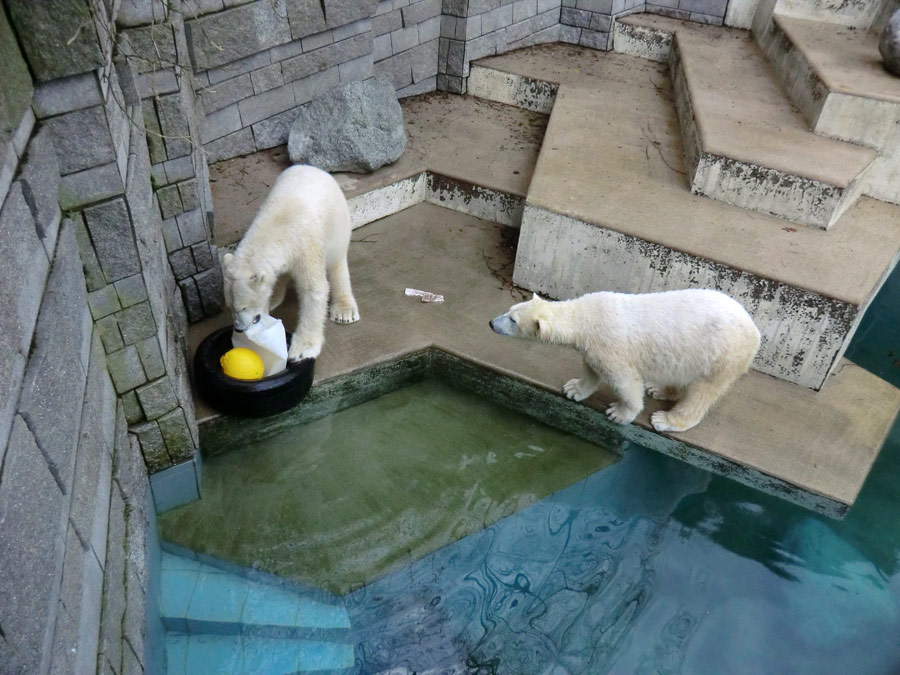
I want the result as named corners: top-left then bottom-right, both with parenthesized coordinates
top-left (159, 379), bottom-right (619, 595)
top-left (161, 266), bottom-right (900, 673)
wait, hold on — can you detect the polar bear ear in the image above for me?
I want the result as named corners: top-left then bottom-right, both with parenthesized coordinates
top-left (222, 253), bottom-right (234, 276)
top-left (532, 292), bottom-right (544, 303)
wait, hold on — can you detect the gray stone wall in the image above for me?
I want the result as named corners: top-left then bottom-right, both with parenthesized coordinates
top-left (0, 2), bottom-right (189, 672)
top-left (374, 0), bottom-right (442, 97)
top-left (560, 0), bottom-right (730, 50)
top-left (439, 0), bottom-right (563, 93)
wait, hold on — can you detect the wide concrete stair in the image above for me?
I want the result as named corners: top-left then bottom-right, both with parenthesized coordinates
top-left (756, 11), bottom-right (900, 204)
top-left (160, 550), bottom-right (354, 674)
top-left (616, 14), bottom-right (876, 229)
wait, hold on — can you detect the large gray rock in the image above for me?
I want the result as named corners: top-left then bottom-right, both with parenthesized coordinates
top-left (881, 9), bottom-right (900, 77)
top-left (288, 78), bottom-right (406, 173)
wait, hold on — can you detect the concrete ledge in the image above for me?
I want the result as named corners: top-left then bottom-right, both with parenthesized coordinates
top-left (467, 64), bottom-right (557, 113)
top-left (514, 204), bottom-right (862, 389)
top-left (612, 17), bottom-right (673, 62)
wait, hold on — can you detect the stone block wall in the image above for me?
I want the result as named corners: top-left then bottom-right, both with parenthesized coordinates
top-left (439, 0), bottom-right (563, 93)
top-left (0, 2), bottom-right (189, 672)
top-left (118, 6), bottom-right (223, 324)
top-left (374, 0), bottom-right (443, 97)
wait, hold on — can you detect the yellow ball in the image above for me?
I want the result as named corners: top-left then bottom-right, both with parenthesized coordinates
top-left (220, 347), bottom-right (265, 381)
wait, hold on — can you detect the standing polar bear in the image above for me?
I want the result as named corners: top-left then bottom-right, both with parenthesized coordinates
top-left (222, 165), bottom-right (359, 362)
top-left (490, 289), bottom-right (760, 433)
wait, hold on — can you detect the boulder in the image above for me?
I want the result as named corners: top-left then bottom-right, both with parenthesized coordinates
top-left (288, 78), bottom-right (406, 173)
top-left (880, 9), bottom-right (900, 77)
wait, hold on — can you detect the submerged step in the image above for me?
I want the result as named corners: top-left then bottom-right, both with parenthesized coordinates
top-left (160, 551), bottom-right (350, 637)
top-left (165, 633), bottom-right (354, 675)
top-left (759, 15), bottom-right (900, 204)
top-left (616, 14), bottom-right (876, 228)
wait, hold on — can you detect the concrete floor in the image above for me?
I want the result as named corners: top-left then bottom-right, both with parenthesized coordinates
top-left (193, 49), bottom-right (900, 517)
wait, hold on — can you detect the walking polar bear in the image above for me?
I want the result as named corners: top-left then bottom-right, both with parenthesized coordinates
top-left (222, 165), bottom-right (359, 362)
top-left (490, 289), bottom-right (760, 433)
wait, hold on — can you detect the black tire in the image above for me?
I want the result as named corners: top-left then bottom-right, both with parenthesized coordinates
top-left (193, 326), bottom-right (315, 418)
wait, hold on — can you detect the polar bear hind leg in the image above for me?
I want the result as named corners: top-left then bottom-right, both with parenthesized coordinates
top-left (650, 370), bottom-right (737, 433)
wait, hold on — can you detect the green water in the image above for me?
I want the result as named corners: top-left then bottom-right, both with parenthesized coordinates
top-left (159, 379), bottom-right (618, 594)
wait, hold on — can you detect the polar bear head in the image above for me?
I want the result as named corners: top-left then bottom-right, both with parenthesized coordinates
top-left (221, 252), bottom-right (275, 332)
top-left (489, 294), bottom-right (551, 340)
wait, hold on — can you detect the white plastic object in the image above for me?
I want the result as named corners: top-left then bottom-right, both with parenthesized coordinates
top-left (231, 313), bottom-right (288, 376)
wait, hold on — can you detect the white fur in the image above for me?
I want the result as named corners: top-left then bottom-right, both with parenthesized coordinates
top-left (490, 289), bottom-right (760, 433)
top-left (222, 165), bottom-right (359, 361)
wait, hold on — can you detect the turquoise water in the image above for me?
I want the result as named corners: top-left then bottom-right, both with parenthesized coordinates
top-left (346, 267), bottom-right (900, 673)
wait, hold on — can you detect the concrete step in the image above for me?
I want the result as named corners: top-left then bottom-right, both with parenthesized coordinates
top-left (615, 14), bottom-right (876, 229)
top-left (757, 14), bottom-right (900, 203)
top-left (468, 44), bottom-right (900, 390)
top-left (160, 550), bottom-right (353, 659)
top-left (165, 633), bottom-right (354, 675)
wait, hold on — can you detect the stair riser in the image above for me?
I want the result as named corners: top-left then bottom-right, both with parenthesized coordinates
top-left (612, 21), bottom-right (673, 62)
top-left (757, 20), bottom-right (829, 132)
top-left (347, 172), bottom-right (524, 230)
top-left (513, 205), bottom-right (859, 390)
top-left (426, 173), bottom-right (524, 227)
top-left (670, 44), bottom-right (854, 228)
top-left (692, 154), bottom-right (852, 229)
top-left (348, 173), bottom-right (425, 229)
top-left (467, 66), bottom-right (557, 114)
top-left (865, 143), bottom-right (900, 206)
top-left (774, 0), bottom-right (882, 28)
top-left (162, 615), bottom-right (349, 641)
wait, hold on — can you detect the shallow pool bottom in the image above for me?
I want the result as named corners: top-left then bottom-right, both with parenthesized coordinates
top-left (159, 378), bottom-right (619, 594)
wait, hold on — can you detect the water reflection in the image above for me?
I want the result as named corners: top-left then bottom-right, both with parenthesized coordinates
top-left (349, 426), bottom-right (900, 673)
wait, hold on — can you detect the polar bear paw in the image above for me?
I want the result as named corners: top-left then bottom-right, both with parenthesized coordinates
top-left (606, 402), bottom-right (638, 425)
top-left (651, 411), bottom-right (694, 433)
top-left (563, 378), bottom-right (596, 402)
top-left (288, 337), bottom-right (322, 362)
top-left (330, 300), bottom-right (360, 324)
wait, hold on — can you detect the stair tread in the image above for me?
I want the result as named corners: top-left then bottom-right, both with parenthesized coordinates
top-left (161, 552), bottom-right (350, 630)
top-left (775, 15), bottom-right (900, 105)
top-left (166, 633), bottom-right (354, 675)
top-left (476, 44), bottom-right (900, 306)
top-left (622, 15), bottom-right (875, 187)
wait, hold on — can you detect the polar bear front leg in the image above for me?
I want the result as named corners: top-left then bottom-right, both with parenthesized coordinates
top-left (327, 257), bottom-right (359, 324)
top-left (605, 370), bottom-right (645, 425)
top-left (289, 281), bottom-right (329, 361)
top-left (563, 362), bottom-right (601, 402)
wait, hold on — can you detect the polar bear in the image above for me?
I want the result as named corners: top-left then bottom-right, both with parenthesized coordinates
top-left (222, 165), bottom-right (359, 362)
top-left (489, 289), bottom-right (760, 433)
